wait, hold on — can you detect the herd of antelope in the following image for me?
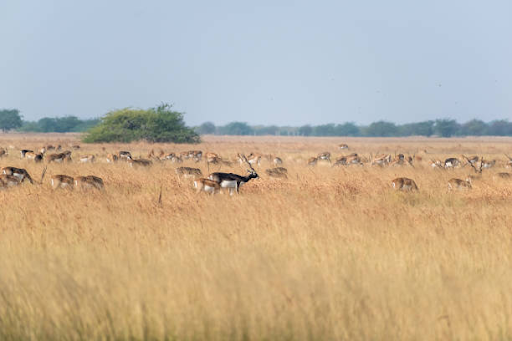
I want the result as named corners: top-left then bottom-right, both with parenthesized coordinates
top-left (1, 141), bottom-right (512, 194)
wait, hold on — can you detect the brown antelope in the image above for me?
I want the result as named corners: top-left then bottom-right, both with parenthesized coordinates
top-left (391, 177), bottom-right (419, 192)
top-left (317, 152), bottom-right (331, 163)
top-left (25, 151), bottom-right (44, 163)
top-left (334, 153), bottom-right (362, 167)
top-left (205, 152), bottom-right (220, 164)
top-left (339, 143), bottom-right (349, 150)
top-left (1, 167), bottom-right (34, 184)
top-left (69, 144), bottom-right (80, 150)
top-left (372, 154), bottom-right (391, 166)
top-left (246, 153), bottom-right (263, 166)
top-left (481, 159), bottom-right (496, 169)
top-left (127, 156), bottom-right (152, 167)
top-left (176, 167), bottom-right (202, 179)
top-left (0, 175), bottom-right (21, 189)
top-left (79, 155), bottom-right (96, 163)
top-left (505, 155), bottom-right (512, 168)
top-left (106, 153), bottom-right (119, 163)
top-left (47, 151), bottom-right (72, 163)
top-left (307, 157), bottom-right (318, 166)
top-left (188, 150), bottom-right (203, 162)
top-left (430, 159), bottom-right (443, 168)
top-left (193, 178), bottom-right (221, 194)
top-left (447, 177), bottom-right (472, 191)
top-left (272, 156), bottom-right (283, 166)
top-left (0, 148), bottom-right (8, 158)
top-left (75, 175), bottom-right (104, 190)
top-left (148, 149), bottom-right (165, 159)
top-left (462, 155), bottom-right (479, 166)
top-left (265, 167), bottom-right (288, 179)
top-left (50, 174), bottom-right (75, 189)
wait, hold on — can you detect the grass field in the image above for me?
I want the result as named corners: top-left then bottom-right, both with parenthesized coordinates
top-left (1, 133), bottom-right (512, 340)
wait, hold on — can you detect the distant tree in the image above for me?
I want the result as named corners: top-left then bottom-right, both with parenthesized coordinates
top-left (364, 121), bottom-right (398, 137)
top-left (83, 104), bottom-right (199, 143)
top-left (487, 120), bottom-right (512, 136)
top-left (0, 109), bottom-right (23, 132)
top-left (460, 119), bottom-right (488, 136)
top-left (335, 123), bottom-right (360, 136)
top-left (196, 122), bottom-right (216, 135)
top-left (434, 119), bottom-right (460, 137)
top-left (313, 124), bottom-right (337, 136)
top-left (399, 121), bottom-right (434, 137)
top-left (298, 125), bottom-right (313, 136)
top-left (219, 122), bottom-right (253, 135)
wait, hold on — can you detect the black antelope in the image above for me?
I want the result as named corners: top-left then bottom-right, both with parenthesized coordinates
top-left (193, 178), bottom-right (221, 194)
top-left (118, 151), bottom-right (132, 161)
top-left (209, 155), bottom-right (259, 195)
top-left (79, 155), bottom-right (96, 163)
top-left (176, 167), bottom-right (202, 179)
top-left (20, 149), bottom-right (34, 158)
top-left (47, 151), bottom-right (72, 163)
top-left (25, 151), bottom-right (44, 163)
top-left (265, 167), bottom-right (288, 179)
top-left (447, 178), bottom-right (472, 191)
top-left (75, 175), bottom-right (104, 190)
top-left (391, 177), bottom-right (419, 192)
top-left (127, 156), bottom-right (152, 167)
top-left (1, 167), bottom-right (34, 184)
top-left (0, 175), bottom-right (21, 189)
top-left (444, 157), bottom-right (460, 169)
top-left (50, 174), bottom-right (75, 189)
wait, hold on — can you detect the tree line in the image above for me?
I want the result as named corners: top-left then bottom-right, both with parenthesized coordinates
top-left (195, 119), bottom-right (512, 137)
top-left (0, 109), bottom-right (99, 133)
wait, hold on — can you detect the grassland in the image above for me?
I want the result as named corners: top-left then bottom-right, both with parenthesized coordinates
top-left (1, 133), bottom-right (512, 340)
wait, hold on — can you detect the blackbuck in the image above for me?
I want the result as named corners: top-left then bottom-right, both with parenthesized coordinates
top-left (391, 177), bottom-right (419, 192)
top-left (69, 144), bottom-right (80, 150)
top-left (205, 152), bottom-right (220, 164)
top-left (246, 153), bottom-right (262, 166)
top-left (186, 150), bottom-right (203, 162)
top-left (193, 178), bottom-right (221, 194)
top-left (273, 156), bottom-right (283, 166)
top-left (481, 159), bottom-right (496, 169)
top-left (75, 175), bottom-right (104, 190)
top-left (390, 154), bottom-right (414, 167)
top-left (127, 156), bottom-right (152, 167)
top-left (1, 167), bottom-right (34, 184)
top-left (106, 153), bottom-right (119, 163)
top-left (333, 153), bottom-right (362, 167)
top-left (0, 175), bottom-right (22, 189)
top-left (339, 144), bottom-right (349, 150)
top-left (463, 155), bottom-right (479, 166)
top-left (265, 167), bottom-right (288, 179)
top-left (317, 152), bottom-right (331, 163)
top-left (464, 155), bottom-right (484, 175)
top-left (79, 155), bottom-right (96, 163)
top-left (20, 149), bottom-right (34, 158)
top-left (444, 157), bottom-right (461, 169)
top-left (0, 148), bottom-right (7, 158)
top-left (25, 151), bottom-right (44, 163)
top-left (209, 155), bottom-right (259, 195)
top-left (118, 151), bottom-right (132, 161)
top-left (448, 177), bottom-right (472, 191)
top-left (372, 154), bottom-right (391, 166)
top-left (148, 149), bottom-right (165, 159)
top-left (307, 157), bottom-right (318, 166)
top-left (50, 175), bottom-right (75, 189)
top-left (431, 159), bottom-right (443, 169)
top-left (176, 167), bottom-right (202, 179)
top-left (494, 173), bottom-right (512, 180)
top-left (47, 151), bottom-right (72, 163)
top-left (505, 155), bottom-right (512, 168)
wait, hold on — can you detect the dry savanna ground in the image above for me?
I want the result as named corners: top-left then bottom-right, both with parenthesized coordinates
top-left (2, 133), bottom-right (512, 340)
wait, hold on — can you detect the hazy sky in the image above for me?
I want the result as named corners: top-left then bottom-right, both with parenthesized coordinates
top-left (1, 1), bottom-right (511, 126)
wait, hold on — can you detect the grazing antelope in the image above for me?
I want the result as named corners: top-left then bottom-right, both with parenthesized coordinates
top-left (1, 167), bottom-right (34, 184)
top-left (74, 175), bottom-right (104, 190)
top-left (47, 151), bottom-right (72, 163)
top-left (0, 175), bottom-right (21, 189)
top-left (209, 155), bottom-right (259, 195)
top-left (273, 156), bottom-right (283, 166)
top-left (118, 151), bottom-right (132, 161)
top-left (205, 152), bottom-right (220, 164)
top-left (79, 155), bottom-right (96, 163)
top-left (391, 177), bottom-right (419, 192)
top-left (317, 152), bottom-right (331, 163)
top-left (265, 167), bottom-right (288, 179)
top-left (193, 178), bottom-right (221, 194)
top-left (20, 149), bottom-right (34, 158)
top-left (372, 154), bottom-right (391, 166)
top-left (494, 173), bottom-right (511, 180)
top-left (307, 157), bottom-right (318, 166)
top-left (176, 167), bottom-right (202, 179)
top-left (444, 157), bottom-right (461, 169)
top-left (106, 153), bottom-right (118, 163)
top-left (0, 148), bottom-right (8, 158)
top-left (448, 177), bottom-right (472, 191)
top-left (339, 144), bottom-right (349, 150)
top-left (127, 156), bottom-right (152, 167)
top-left (50, 174), bottom-right (75, 189)
top-left (188, 150), bottom-right (203, 162)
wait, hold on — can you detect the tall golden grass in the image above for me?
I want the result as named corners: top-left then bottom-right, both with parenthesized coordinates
top-left (1, 133), bottom-right (512, 340)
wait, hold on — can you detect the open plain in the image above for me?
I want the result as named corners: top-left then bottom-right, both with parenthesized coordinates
top-left (2, 133), bottom-right (512, 340)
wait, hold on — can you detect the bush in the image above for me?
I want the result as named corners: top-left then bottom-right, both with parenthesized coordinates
top-left (82, 104), bottom-right (199, 143)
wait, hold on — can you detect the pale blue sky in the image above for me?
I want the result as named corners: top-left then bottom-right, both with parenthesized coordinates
top-left (1, 0), bottom-right (511, 126)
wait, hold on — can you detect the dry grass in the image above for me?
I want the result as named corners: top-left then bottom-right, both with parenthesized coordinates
top-left (2, 133), bottom-right (512, 340)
